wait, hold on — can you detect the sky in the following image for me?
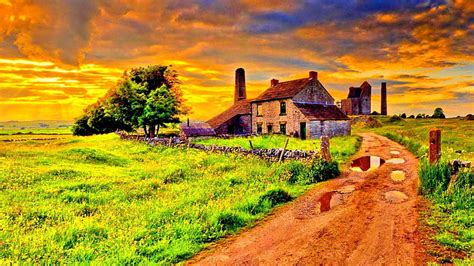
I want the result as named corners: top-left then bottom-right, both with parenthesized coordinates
top-left (0, 0), bottom-right (472, 121)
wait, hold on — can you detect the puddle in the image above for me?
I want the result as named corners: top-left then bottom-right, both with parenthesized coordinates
top-left (336, 185), bottom-right (356, 194)
top-left (317, 191), bottom-right (344, 213)
top-left (386, 158), bottom-right (405, 164)
top-left (390, 170), bottom-right (406, 182)
top-left (350, 156), bottom-right (385, 172)
top-left (390, 151), bottom-right (400, 155)
top-left (384, 190), bottom-right (408, 203)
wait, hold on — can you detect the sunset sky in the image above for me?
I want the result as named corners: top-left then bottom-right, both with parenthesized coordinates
top-left (0, 0), bottom-right (472, 121)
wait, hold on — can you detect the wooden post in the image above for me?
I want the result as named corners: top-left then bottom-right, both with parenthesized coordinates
top-left (278, 138), bottom-right (289, 162)
top-left (429, 128), bottom-right (441, 164)
top-left (248, 140), bottom-right (254, 150)
top-left (168, 137), bottom-right (172, 146)
top-left (320, 135), bottom-right (331, 162)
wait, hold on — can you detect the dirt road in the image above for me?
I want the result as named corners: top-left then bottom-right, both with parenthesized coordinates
top-left (189, 133), bottom-right (425, 265)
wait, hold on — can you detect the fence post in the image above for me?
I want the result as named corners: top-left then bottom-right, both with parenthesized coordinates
top-left (248, 140), bottom-right (254, 150)
top-left (320, 135), bottom-right (331, 162)
top-left (429, 128), bottom-right (441, 164)
top-left (278, 138), bottom-right (289, 163)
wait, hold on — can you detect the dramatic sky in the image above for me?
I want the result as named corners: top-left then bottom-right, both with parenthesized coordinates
top-left (0, 0), bottom-right (472, 121)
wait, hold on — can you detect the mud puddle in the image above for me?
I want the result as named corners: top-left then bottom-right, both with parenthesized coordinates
top-left (317, 191), bottom-right (344, 213)
top-left (350, 156), bottom-right (385, 172)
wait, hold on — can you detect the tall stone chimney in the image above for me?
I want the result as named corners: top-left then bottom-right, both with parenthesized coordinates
top-left (381, 82), bottom-right (387, 115)
top-left (234, 68), bottom-right (246, 103)
top-left (309, 71), bottom-right (318, 80)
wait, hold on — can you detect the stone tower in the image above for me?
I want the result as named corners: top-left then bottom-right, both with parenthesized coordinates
top-left (234, 68), bottom-right (246, 103)
top-left (381, 82), bottom-right (387, 115)
top-left (360, 81), bottom-right (371, 115)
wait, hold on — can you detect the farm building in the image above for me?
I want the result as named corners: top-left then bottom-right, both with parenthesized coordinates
top-left (340, 81), bottom-right (372, 115)
top-left (180, 121), bottom-right (216, 139)
top-left (206, 69), bottom-right (350, 139)
top-left (207, 68), bottom-right (252, 135)
top-left (250, 71), bottom-right (350, 139)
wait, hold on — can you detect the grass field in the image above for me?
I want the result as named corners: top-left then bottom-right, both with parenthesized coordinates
top-left (0, 120), bottom-right (72, 135)
top-left (193, 135), bottom-right (362, 163)
top-left (0, 133), bottom-right (354, 263)
top-left (355, 117), bottom-right (473, 261)
top-left (354, 117), bottom-right (474, 161)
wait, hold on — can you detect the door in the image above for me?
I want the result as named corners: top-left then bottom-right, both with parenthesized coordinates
top-left (300, 122), bottom-right (306, 140)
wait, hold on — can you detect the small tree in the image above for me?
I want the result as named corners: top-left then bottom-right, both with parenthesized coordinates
top-left (400, 113), bottom-right (407, 118)
top-left (432, 107), bottom-right (446, 118)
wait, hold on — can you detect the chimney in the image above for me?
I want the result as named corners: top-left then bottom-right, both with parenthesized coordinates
top-left (381, 82), bottom-right (387, 115)
top-left (234, 68), bottom-right (246, 103)
top-left (309, 71), bottom-right (318, 80)
top-left (271, 79), bottom-right (279, 87)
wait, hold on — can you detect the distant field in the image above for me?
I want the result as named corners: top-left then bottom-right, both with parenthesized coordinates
top-left (0, 133), bottom-right (354, 263)
top-left (193, 135), bottom-right (362, 163)
top-left (354, 117), bottom-right (474, 161)
top-left (0, 120), bottom-right (72, 135)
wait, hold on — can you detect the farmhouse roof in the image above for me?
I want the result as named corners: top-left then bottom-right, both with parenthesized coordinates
top-left (180, 122), bottom-right (216, 137)
top-left (294, 103), bottom-right (349, 120)
top-left (252, 78), bottom-right (313, 102)
top-left (207, 99), bottom-right (251, 128)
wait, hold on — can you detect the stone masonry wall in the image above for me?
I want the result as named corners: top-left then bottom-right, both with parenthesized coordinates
top-left (309, 120), bottom-right (351, 138)
top-left (292, 80), bottom-right (334, 104)
top-left (252, 100), bottom-right (309, 138)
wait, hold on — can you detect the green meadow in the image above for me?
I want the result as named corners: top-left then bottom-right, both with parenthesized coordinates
top-left (0, 133), bottom-right (353, 263)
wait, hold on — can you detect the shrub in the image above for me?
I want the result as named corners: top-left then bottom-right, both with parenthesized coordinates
top-left (258, 188), bottom-right (293, 207)
top-left (400, 113), bottom-right (407, 118)
top-left (215, 212), bottom-right (246, 232)
top-left (389, 115), bottom-right (402, 122)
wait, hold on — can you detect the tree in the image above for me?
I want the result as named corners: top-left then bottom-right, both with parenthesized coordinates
top-left (72, 65), bottom-right (189, 137)
top-left (408, 115), bottom-right (415, 119)
top-left (400, 113), bottom-right (407, 118)
top-left (432, 107), bottom-right (446, 118)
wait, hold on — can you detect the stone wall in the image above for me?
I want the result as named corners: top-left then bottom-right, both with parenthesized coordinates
top-left (117, 132), bottom-right (320, 162)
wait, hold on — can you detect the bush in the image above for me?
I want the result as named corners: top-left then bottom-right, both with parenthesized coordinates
top-left (258, 188), bottom-right (293, 207)
top-left (389, 115), bottom-right (402, 122)
top-left (400, 113), bottom-right (407, 118)
top-left (286, 158), bottom-right (340, 185)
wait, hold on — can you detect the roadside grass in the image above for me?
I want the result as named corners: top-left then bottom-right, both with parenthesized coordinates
top-left (0, 133), bottom-right (347, 263)
top-left (192, 134), bottom-right (362, 163)
top-left (355, 117), bottom-right (473, 261)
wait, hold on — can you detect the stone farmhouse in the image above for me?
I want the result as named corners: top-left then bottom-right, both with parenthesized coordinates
top-left (206, 68), bottom-right (350, 139)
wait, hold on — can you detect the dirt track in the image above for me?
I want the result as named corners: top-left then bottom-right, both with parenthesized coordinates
top-left (189, 133), bottom-right (425, 265)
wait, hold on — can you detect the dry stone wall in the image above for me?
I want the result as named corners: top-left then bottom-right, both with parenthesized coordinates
top-left (118, 132), bottom-right (320, 162)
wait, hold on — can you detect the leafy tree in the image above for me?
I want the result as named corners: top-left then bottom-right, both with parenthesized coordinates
top-left (432, 107), bottom-right (446, 118)
top-left (408, 115), bottom-right (415, 119)
top-left (72, 65), bottom-right (188, 137)
top-left (400, 113), bottom-right (407, 118)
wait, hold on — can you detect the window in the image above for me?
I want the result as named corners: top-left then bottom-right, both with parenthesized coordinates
top-left (257, 123), bottom-right (263, 134)
top-left (280, 123), bottom-right (286, 135)
top-left (267, 124), bottom-right (273, 134)
top-left (257, 103), bottom-right (263, 116)
top-left (280, 101), bottom-right (286, 115)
